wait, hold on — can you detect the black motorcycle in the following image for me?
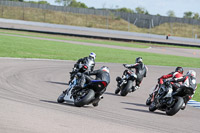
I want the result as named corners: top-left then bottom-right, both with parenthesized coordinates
top-left (57, 73), bottom-right (108, 107)
top-left (115, 64), bottom-right (137, 96)
top-left (148, 81), bottom-right (185, 116)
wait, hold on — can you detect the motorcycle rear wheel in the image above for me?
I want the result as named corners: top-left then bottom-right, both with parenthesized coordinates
top-left (166, 96), bottom-right (184, 116)
top-left (74, 89), bottom-right (95, 107)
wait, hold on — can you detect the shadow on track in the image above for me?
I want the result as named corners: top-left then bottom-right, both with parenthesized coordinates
top-left (40, 100), bottom-right (93, 108)
top-left (104, 92), bottom-right (120, 96)
top-left (124, 108), bottom-right (166, 116)
top-left (40, 99), bottom-right (75, 107)
top-left (121, 102), bottom-right (147, 107)
top-left (122, 102), bottom-right (166, 116)
top-left (46, 81), bottom-right (68, 85)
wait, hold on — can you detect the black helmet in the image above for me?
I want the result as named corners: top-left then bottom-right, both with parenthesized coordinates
top-left (135, 57), bottom-right (143, 63)
top-left (175, 67), bottom-right (183, 74)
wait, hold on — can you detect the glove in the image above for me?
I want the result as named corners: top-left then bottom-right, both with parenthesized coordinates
top-left (165, 81), bottom-right (170, 86)
top-left (123, 64), bottom-right (128, 68)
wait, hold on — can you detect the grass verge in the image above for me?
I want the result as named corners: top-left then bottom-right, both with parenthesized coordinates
top-left (192, 84), bottom-right (200, 102)
top-left (0, 29), bottom-right (199, 50)
top-left (0, 34), bottom-right (200, 68)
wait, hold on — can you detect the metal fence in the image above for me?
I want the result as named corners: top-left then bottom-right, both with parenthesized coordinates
top-left (0, 0), bottom-right (200, 38)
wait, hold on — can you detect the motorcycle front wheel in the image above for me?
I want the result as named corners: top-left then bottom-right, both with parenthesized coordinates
top-left (120, 80), bottom-right (133, 96)
top-left (146, 95), bottom-right (152, 105)
top-left (149, 102), bottom-right (157, 112)
top-left (57, 93), bottom-right (65, 103)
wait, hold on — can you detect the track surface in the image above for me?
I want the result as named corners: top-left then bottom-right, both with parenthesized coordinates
top-left (0, 58), bottom-right (200, 133)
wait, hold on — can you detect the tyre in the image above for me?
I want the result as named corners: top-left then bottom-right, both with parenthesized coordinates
top-left (149, 102), bottom-right (157, 112)
top-left (57, 93), bottom-right (65, 103)
top-left (166, 97), bottom-right (184, 116)
top-left (120, 80), bottom-right (133, 96)
top-left (146, 96), bottom-right (152, 105)
top-left (74, 89), bottom-right (95, 107)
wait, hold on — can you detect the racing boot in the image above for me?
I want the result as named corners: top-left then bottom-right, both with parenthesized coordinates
top-left (92, 95), bottom-right (103, 107)
top-left (130, 86), bottom-right (140, 92)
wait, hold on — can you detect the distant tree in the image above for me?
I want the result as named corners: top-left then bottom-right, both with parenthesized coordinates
top-left (9, 0), bottom-right (24, 1)
top-left (135, 7), bottom-right (147, 14)
top-left (68, 0), bottom-right (88, 8)
top-left (117, 7), bottom-right (134, 13)
top-left (145, 10), bottom-right (149, 15)
top-left (26, 1), bottom-right (49, 4)
top-left (193, 13), bottom-right (199, 19)
top-left (167, 10), bottom-right (176, 17)
top-left (55, 0), bottom-right (72, 6)
top-left (156, 14), bottom-right (161, 16)
top-left (183, 11), bottom-right (193, 18)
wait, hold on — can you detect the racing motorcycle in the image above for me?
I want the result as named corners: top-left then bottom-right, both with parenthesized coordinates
top-left (57, 64), bottom-right (107, 107)
top-left (57, 74), bottom-right (107, 107)
top-left (148, 81), bottom-right (184, 116)
top-left (115, 64), bottom-right (137, 96)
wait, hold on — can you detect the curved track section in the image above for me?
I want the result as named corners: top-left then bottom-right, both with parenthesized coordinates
top-left (0, 58), bottom-right (200, 133)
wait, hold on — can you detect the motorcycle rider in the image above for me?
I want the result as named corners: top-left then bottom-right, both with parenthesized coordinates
top-left (116, 57), bottom-right (147, 92)
top-left (69, 52), bottom-right (96, 83)
top-left (158, 66), bottom-right (184, 87)
top-left (169, 70), bottom-right (197, 110)
top-left (150, 67), bottom-right (184, 102)
top-left (80, 66), bottom-right (110, 106)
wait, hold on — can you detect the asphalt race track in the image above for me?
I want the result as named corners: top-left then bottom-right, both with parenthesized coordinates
top-left (0, 58), bottom-right (200, 133)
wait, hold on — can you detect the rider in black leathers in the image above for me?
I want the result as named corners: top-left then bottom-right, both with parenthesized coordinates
top-left (78, 66), bottom-right (110, 106)
top-left (69, 52), bottom-right (96, 82)
top-left (122, 57), bottom-right (147, 91)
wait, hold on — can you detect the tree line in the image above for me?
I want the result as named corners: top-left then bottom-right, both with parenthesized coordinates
top-left (7, 0), bottom-right (200, 20)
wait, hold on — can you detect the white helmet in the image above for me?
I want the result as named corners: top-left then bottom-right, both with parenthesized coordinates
top-left (187, 70), bottom-right (196, 78)
top-left (101, 66), bottom-right (109, 73)
top-left (89, 52), bottom-right (96, 59)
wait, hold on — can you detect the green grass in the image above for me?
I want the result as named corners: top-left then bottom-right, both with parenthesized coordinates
top-left (0, 34), bottom-right (200, 68)
top-left (192, 84), bottom-right (200, 102)
top-left (0, 29), bottom-right (149, 49)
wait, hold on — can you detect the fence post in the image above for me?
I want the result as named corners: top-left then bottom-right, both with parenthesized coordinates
top-left (170, 23), bottom-right (173, 35)
top-left (106, 9), bottom-right (109, 29)
top-left (43, 9), bottom-right (46, 22)
top-left (1, 6), bottom-right (3, 17)
top-left (22, 2), bottom-right (25, 20)
top-left (128, 14), bottom-right (130, 31)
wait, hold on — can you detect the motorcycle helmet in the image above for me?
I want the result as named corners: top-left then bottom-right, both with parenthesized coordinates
top-left (187, 70), bottom-right (196, 78)
top-left (175, 67), bottom-right (184, 74)
top-left (101, 66), bottom-right (109, 73)
top-left (89, 52), bottom-right (96, 59)
top-left (135, 57), bottom-right (143, 63)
